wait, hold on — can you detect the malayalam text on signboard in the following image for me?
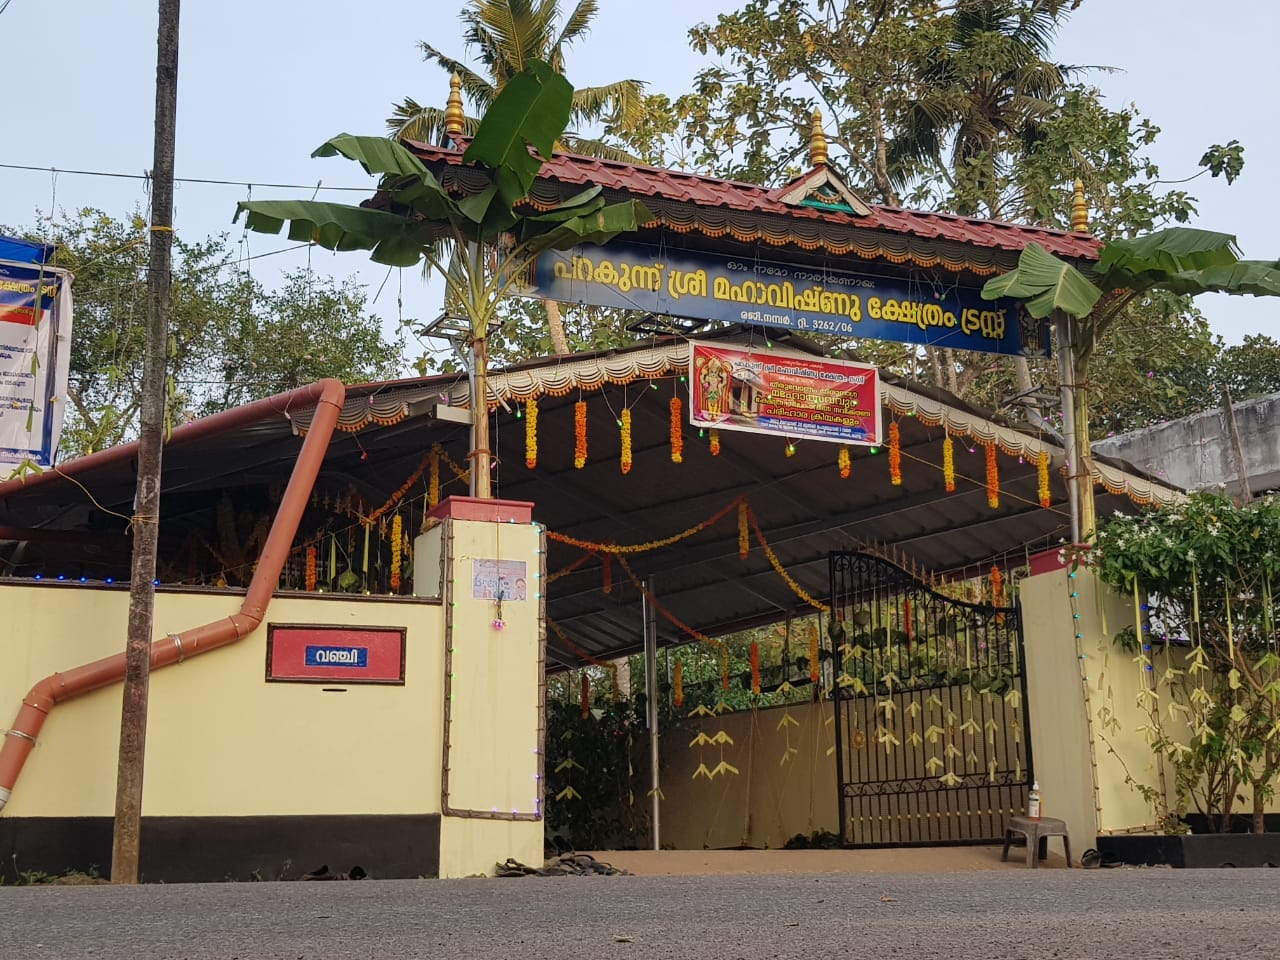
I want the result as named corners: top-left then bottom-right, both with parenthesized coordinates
top-left (531, 241), bottom-right (1048, 358)
top-left (689, 342), bottom-right (881, 446)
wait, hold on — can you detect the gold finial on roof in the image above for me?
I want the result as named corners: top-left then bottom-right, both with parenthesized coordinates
top-left (444, 72), bottom-right (466, 142)
top-left (809, 108), bottom-right (828, 167)
top-left (1070, 178), bottom-right (1089, 233)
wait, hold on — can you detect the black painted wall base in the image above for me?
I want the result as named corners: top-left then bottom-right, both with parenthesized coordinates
top-left (0, 814), bottom-right (440, 883)
top-left (1099, 832), bottom-right (1280, 869)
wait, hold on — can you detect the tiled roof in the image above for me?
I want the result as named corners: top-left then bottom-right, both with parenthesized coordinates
top-left (405, 141), bottom-right (1102, 267)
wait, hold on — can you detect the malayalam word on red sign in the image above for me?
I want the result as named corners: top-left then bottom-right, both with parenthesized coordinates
top-left (689, 342), bottom-right (880, 446)
top-left (266, 624), bottom-right (406, 684)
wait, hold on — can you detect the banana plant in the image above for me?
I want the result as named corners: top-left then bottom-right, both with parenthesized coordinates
top-left (234, 60), bottom-right (652, 497)
top-left (982, 228), bottom-right (1280, 536)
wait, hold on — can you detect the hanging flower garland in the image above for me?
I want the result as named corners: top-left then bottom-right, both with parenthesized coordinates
top-left (750, 641), bottom-right (761, 696)
top-left (990, 565), bottom-right (1003, 606)
top-left (985, 443), bottom-right (1000, 508)
top-left (620, 408), bottom-right (633, 475)
top-left (305, 545), bottom-right (317, 592)
top-left (1037, 448), bottom-right (1051, 508)
top-left (669, 396), bottom-right (684, 464)
top-left (709, 428), bottom-right (721, 456)
top-left (601, 554), bottom-right (613, 594)
top-left (721, 644), bottom-right (731, 691)
top-left (581, 672), bottom-right (591, 720)
top-left (574, 400), bottom-right (588, 469)
top-left (888, 421), bottom-right (902, 485)
top-left (808, 622), bottom-right (821, 685)
top-left (390, 514), bottom-right (403, 591)
top-left (738, 501), bottom-right (750, 560)
top-left (673, 659), bottom-right (684, 709)
top-left (838, 447), bottom-right (851, 479)
top-left (525, 398), bottom-right (539, 469)
top-left (428, 449), bottom-right (440, 507)
top-left (943, 434), bottom-right (956, 493)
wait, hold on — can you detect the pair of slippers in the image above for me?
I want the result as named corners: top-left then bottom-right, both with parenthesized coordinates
top-left (1080, 848), bottom-right (1123, 868)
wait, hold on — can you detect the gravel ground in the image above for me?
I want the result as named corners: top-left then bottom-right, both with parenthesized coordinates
top-left (2, 869), bottom-right (1277, 960)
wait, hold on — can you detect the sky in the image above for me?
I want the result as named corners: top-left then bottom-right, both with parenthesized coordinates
top-left (1, 0), bottom-right (1275, 371)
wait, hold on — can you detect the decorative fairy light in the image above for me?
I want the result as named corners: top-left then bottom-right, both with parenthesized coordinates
top-left (838, 447), bottom-right (851, 478)
top-left (750, 640), bottom-right (761, 695)
top-left (943, 435), bottom-right (956, 492)
top-left (709, 428), bottom-right (721, 456)
top-left (574, 400), bottom-right (588, 469)
top-left (985, 443), bottom-right (1000, 508)
top-left (888, 422), bottom-right (902, 485)
top-left (390, 514), bottom-right (403, 591)
top-left (1037, 448), bottom-right (1051, 507)
top-left (669, 396), bottom-right (684, 463)
top-left (620, 409), bottom-right (633, 475)
top-left (525, 397), bottom-right (538, 469)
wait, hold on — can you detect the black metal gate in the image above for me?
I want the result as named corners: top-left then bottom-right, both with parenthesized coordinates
top-left (828, 551), bottom-right (1032, 846)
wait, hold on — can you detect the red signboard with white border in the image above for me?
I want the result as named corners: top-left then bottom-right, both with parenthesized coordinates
top-left (266, 624), bottom-right (406, 684)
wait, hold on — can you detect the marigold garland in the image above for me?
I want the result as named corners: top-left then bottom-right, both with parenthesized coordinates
top-left (428, 450), bottom-right (440, 507)
top-left (838, 447), bottom-right (851, 478)
top-left (305, 545), bottom-right (317, 592)
top-left (709, 428), bottom-right (721, 456)
top-left (746, 507), bottom-right (830, 612)
top-left (985, 442), bottom-right (1000, 508)
top-left (601, 554), bottom-right (613, 594)
top-left (390, 514), bottom-right (403, 591)
top-left (943, 434), bottom-right (956, 492)
top-left (620, 409), bottom-right (633, 475)
top-left (549, 497), bottom-right (741, 555)
top-left (525, 398), bottom-right (538, 469)
top-left (1037, 448), bottom-right (1051, 508)
top-left (574, 400), bottom-right (588, 468)
top-left (673, 659), bottom-right (684, 708)
top-left (888, 421), bottom-right (902, 485)
top-left (669, 396), bottom-right (684, 464)
top-left (721, 645), bottom-right (730, 691)
top-left (750, 641), bottom-right (761, 695)
top-left (808, 622), bottom-right (820, 684)
top-left (738, 501), bottom-right (750, 560)
top-left (990, 565), bottom-right (1003, 606)
top-left (581, 672), bottom-right (591, 719)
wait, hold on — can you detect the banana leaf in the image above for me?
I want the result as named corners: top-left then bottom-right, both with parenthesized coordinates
top-left (980, 242), bottom-right (1101, 319)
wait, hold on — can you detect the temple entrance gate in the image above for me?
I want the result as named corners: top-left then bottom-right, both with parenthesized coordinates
top-left (828, 551), bottom-right (1032, 846)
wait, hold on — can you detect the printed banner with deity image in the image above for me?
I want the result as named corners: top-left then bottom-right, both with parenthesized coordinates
top-left (689, 342), bottom-right (880, 446)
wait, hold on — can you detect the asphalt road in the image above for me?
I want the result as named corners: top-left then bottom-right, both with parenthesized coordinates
top-left (2, 869), bottom-right (1277, 959)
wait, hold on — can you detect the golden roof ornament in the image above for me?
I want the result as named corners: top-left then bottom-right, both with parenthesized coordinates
top-left (444, 72), bottom-right (465, 142)
top-left (1070, 178), bottom-right (1089, 233)
top-left (809, 109), bottom-right (828, 167)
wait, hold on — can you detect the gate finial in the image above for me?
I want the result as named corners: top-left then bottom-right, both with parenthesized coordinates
top-left (809, 109), bottom-right (828, 167)
top-left (444, 72), bottom-right (466, 142)
top-left (1070, 178), bottom-right (1089, 233)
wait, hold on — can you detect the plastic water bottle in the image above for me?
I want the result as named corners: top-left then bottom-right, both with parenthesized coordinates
top-left (1028, 780), bottom-right (1042, 819)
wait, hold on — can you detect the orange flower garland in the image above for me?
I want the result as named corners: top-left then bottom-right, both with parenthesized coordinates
top-left (428, 449), bottom-right (440, 507)
top-left (985, 443), bottom-right (1000, 508)
top-left (943, 435), bottom-right (956, 492)
top-left (574, 400), bottom-right (588, 469)
top-left (738, 501), bottom-right (750, 560)
top-left (750, 641), bottom-right (761, 695)
top-left (721, 644), bottom-right (730, 691)
top-left (838, 447), bottom-right (851, 478)
top-left (602, 554), bottom-right (612, 594)
top-left (581, 672), bottom-right (590, 719)
top-left (524, 398), bottom-right (538, 470)
top-left (809, 622), bottom-right (820, 684)
top-left (1037, 449), bottom-right (1051, 508)
top-left (888, 422), bottom-right (902, 485)
top-left (390, 514), bottom-right (403, 591)
top-left (305, 545), bottom-right (317, 592)
top-left (673, 659), bottom-right (684, 708)
top-left (991, 565), bottom-right (1003, 605)
top-left (620, 409), bottom-right (633, 475)
top-left (709, 428), bottom-right (721, 456)
top-left (669, 396), bottom-right (684, 464)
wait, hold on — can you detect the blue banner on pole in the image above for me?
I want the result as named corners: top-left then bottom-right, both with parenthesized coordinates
top-left (531, 241), bottom-right (1048, 357)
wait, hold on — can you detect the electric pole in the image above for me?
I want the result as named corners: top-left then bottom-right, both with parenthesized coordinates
top-left (112, 0), bottom-right (180, 884)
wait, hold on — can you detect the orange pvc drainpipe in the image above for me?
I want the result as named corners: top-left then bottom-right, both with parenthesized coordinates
top-left (0, 378), bottom-right (346, 814)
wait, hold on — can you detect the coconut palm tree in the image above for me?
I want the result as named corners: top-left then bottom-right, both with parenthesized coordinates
top-left (890, 0), bottom-right (1071, 219)
top-left (387, 0), bottom-right (646, 161)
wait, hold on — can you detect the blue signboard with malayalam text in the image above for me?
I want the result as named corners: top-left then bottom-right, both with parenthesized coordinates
top-left (530, 241), bottom-right (1048, 357)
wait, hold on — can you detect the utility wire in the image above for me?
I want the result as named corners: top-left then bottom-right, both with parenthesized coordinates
top-left (0, 161), bottom-right (372, 193)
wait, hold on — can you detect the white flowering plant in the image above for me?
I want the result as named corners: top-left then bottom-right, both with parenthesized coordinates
top-left (1087, 492), bottom-right (1280, 833)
